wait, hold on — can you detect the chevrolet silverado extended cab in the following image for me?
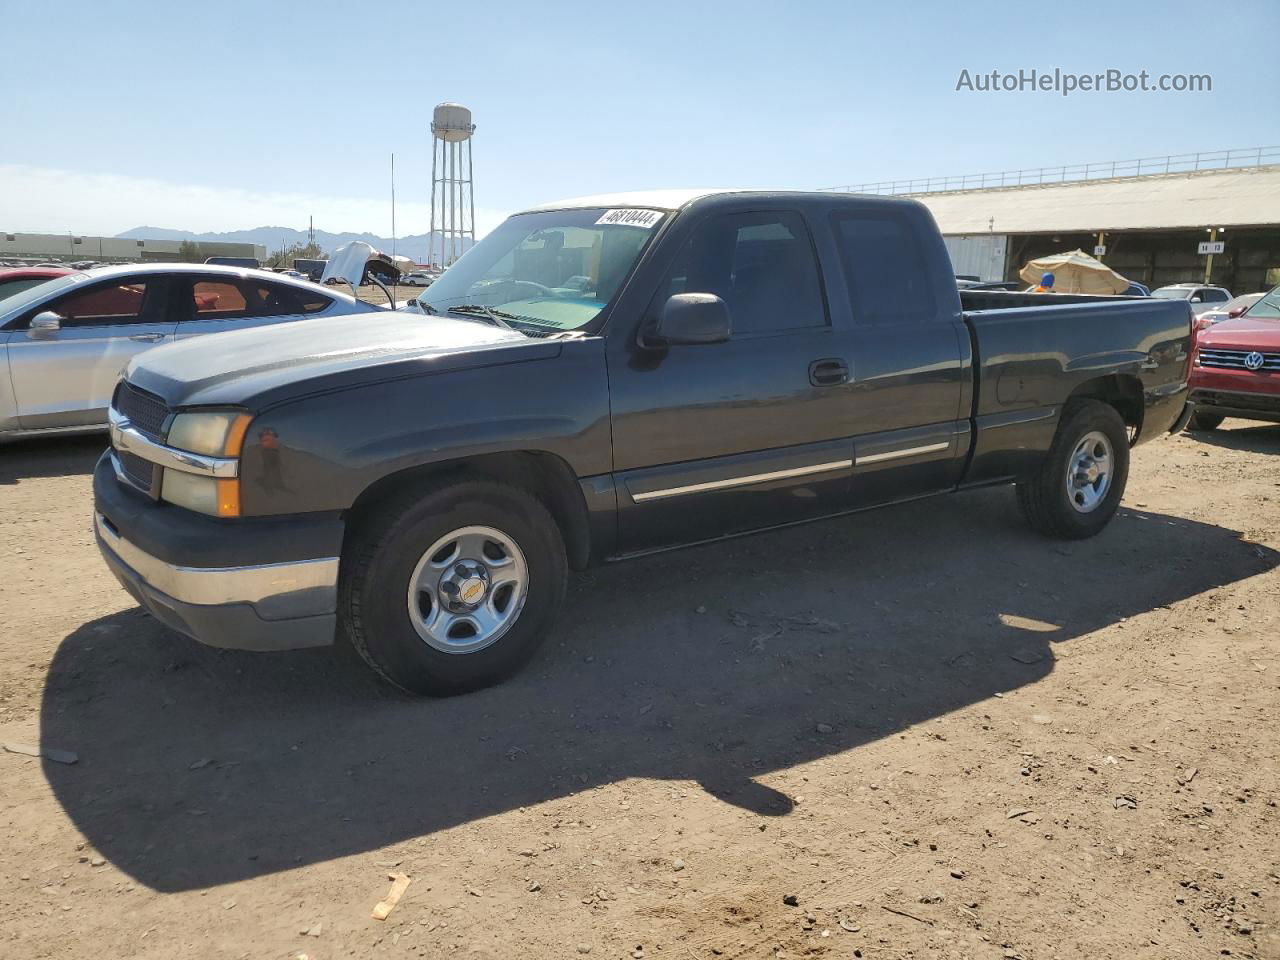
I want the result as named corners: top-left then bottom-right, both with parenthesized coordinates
top-left (94, 190), bottom-right (1193, 694)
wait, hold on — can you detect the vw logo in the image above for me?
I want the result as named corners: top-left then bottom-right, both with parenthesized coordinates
top-left (1244, 351), bottom-right (1265, 371)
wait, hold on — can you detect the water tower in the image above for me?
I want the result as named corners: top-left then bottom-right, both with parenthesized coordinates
top-left (428, 102), bottom-right (476, 269)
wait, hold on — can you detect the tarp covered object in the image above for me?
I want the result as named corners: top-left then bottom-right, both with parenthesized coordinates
top-left (1019, 249), bottom-right (1130, 295)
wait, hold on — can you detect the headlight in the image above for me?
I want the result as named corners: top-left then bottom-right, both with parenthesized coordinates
top-left (167, 410), bottom-right (251, 457)
top-left (162, 410), bottom-right (251, 517)
top-left (161, 470), bottom-right (221, 516)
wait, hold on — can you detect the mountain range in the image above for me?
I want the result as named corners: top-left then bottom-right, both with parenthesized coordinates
top-left (116, 226), bottom-right (472, 263)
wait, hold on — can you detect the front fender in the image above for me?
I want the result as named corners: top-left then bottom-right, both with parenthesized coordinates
top-left (237, 339), bottom-right (611, 517)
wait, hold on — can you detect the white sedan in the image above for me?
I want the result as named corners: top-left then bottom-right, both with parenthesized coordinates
top-left (0, 264), bottom-right (381, 441)
top-left (400, 271), bottom-right (438, 287)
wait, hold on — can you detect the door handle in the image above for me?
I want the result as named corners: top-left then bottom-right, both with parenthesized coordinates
top-left (809, 358), bottom-right (849, 386)
top-left (128, 333), bottom-right (165, 342)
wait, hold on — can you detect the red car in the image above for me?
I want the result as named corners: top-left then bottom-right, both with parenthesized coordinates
top-left (0, 266), bottom-right (74, 302)
top-left (1187, 284), bottom-right (1280, 429)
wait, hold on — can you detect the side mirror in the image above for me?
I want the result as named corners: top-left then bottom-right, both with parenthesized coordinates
top-left (30, 310), bottom-right (62, 335)
top-left (1190, 297), bottom-right (1202, 303)
top-left (1227, 306), bottom-right (1245, 318)
top-left (644, 293), bottom-right (731, 347)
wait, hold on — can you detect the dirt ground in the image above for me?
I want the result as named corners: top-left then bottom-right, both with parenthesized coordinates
top-left (1, 421), bottom-right (1277, 960)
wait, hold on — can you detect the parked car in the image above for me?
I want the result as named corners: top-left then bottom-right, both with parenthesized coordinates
top-left (400, 271), bottom-right (436, 287)
top-left (1152, 282), bottom-right (1233, 316)
top-left (1124, 281), bottom-right (1150, 297)
top-left (293, 258), bottom-right (328, 282)
top-left (1195, 292), bottom-right (1265, 329)
top-left (0, 266), bottom-right (73, 302)
top-left (1186, 284), bottom-right (1280, 430)
top-left (0, 264), bottom-right (381, 441)
top-left (94, 189), bottom-right (1192, 695)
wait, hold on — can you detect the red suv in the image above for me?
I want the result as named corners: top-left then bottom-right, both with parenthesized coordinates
top-left (1188, 284), bottom-right (1280, 430)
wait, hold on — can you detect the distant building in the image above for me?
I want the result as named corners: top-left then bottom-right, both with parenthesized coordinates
top-left (827, 149), bottom-right (1280, 291)
top-left (0, 232), bottom-right (267, 264)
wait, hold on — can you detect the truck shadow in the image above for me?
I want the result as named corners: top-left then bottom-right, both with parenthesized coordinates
top-left (0, 435), bottom-right (106, 484)
top-left (1184, 422), bottom-right (1280, 454)
top-left (40, 487), bottom-right (1279, 892)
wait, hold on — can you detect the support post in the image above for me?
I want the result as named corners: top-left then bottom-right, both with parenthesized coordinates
top-left (1204, 228), bottom-right (1217, 284)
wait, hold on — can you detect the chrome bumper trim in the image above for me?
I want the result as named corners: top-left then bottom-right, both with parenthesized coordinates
top-left (95, 512), bottom-right (338, 614)
top-left (108, 408), bottom-right (238, 479)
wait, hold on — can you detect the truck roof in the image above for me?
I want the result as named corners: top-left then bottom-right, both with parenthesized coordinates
top-left (521, 188), bottom-right (908, 214)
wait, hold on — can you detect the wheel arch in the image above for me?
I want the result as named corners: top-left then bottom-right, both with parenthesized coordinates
top-left (342, 451), bottom-right (594, 570)
top-left (1065, 374), bottom-right (1145, 444)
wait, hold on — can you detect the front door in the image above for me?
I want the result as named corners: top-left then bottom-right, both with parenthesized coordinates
top-left (8, 276), bottom-right (174, 429)
top-left (607, 206), bottom-right (859, 554)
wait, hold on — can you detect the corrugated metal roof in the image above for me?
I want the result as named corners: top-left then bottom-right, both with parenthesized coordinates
top-left (910, 165), bottom-right (1280, 235)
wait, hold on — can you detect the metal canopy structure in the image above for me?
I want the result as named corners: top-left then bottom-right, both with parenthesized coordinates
top-left (427, 102), bottom-right (476, 270)
top-left (912, 165), bottom-right (1280, 235)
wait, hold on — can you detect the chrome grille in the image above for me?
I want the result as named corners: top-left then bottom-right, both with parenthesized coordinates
top-left (1197, 348), bottom-right (1280, 371)
top-left (113, 382), bottom-right (170, 439)
top-left (118, 451), bottom-right (157, 490)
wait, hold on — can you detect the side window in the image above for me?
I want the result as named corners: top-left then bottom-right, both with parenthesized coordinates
top-left (1203, 289), bottom-right (1228, 303)
top-left (656, 210), bottom-right (826, 335)
top-left (244, 281), bottom-right (329, 317)
top-left (187, 279), bottom-right (331, 320)
top-left (191, 280), bottom-right (249, 318)
top-left (832, 212), bottom-right (936, 325)
top-left (44, 280), bottom-right (153, 327)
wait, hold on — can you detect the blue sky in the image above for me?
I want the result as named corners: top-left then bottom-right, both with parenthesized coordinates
top-left (4, 0), bottom-right (1278, 237)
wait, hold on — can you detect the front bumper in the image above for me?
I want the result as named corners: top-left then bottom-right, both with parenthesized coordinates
top-left (1189, 387), bottom-right (1280, 424)
top-left (93, 453), bottom-right (342, 651)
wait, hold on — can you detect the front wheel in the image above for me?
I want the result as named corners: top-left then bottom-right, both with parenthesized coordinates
top-left (340, 480), bottom-right (567, 695)
top-left (1017, 400), bottom-right (1130, 539)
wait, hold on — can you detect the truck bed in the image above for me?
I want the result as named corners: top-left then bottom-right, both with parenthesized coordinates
top-left (959, 294), bottom-right (1193, 485)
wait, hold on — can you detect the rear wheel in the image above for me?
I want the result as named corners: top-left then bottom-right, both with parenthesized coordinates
top-left (341, 479), bottom-right (567, 695)
top-left (1017, 400), bottom-right (1130, 539)
top-left (1188, 410), bottom-right (1224, 431)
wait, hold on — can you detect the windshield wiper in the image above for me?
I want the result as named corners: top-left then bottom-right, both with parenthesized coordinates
top-left (446, 304), bottom-right (519, 330)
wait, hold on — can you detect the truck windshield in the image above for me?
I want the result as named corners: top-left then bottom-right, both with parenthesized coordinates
top-left (417, 207), bottom-right (666, 333)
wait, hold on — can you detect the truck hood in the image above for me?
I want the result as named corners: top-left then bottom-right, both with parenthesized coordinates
top-left (125, 310), bottom-right (553, 410)
top-left (1197, 315), bottom-right (1280, 351)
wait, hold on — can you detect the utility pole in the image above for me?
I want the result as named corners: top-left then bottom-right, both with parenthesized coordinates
top-left (391, 153), bottom-right (397, 261)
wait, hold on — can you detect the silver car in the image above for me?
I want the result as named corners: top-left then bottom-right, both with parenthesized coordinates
top-left (0, 264), bottom-right (380, 441)
top-left (1151, 283), bottom-right (1234, 317)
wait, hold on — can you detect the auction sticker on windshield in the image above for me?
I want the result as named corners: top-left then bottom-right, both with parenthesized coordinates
top-left (594, 209), bottom-right (663, 228)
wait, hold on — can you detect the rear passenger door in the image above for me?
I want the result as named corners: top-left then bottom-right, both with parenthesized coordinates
top-left (608, 204), bottom-right (860, 553)
top-left (174, 276), bottom-right (334, 339)
top-left (829, 205), bottom-right (970, 504)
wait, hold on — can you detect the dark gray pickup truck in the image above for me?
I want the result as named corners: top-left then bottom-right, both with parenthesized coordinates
top-left (94, 190), bottom-right (1193, 694)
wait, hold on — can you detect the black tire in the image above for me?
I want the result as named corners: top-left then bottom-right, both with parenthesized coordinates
top-left (340, 479), bottom-right (567, 695)
top-left (1016, 400), bottom-right (1130, 540)
top-left (1188, 410), bottom-right (1224, 431)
